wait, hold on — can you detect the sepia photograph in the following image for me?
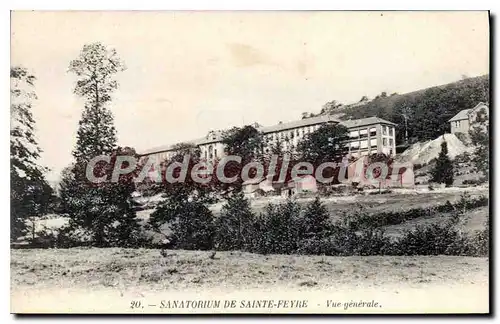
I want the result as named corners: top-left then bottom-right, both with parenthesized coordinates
top-left (10, 10), bottom-right (490, 314)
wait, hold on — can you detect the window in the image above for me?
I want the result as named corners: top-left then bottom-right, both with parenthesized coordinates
top-left (208, 145), bottom-right (213, 159)
top-left (369, 127), bottom-right (377, 136)
top-left (370, 139), bottom-right (377, 147)
top-left (390, 127), bottom-right (394, 136)
top-left (382, 126), bottom-right (387, 135)
top-left (350, 130), bottom-right (359, 138)
top-left (383, 138), bottom-right (387, 146)
top-left (360, 140), bottom-right (368, 149)
top-left (214, 148), bottom-right (217, 158)
top-left (359, 129), bottom-right (368, 138)
top-left (389, 138), bottom-right (393, 146)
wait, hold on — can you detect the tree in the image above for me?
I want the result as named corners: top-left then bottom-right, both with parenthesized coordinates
top-left (320, 100), bottom-right (343, 115)
top-left (148, 147), bottom-right (218, 243)
top-left (469, 110), bottom-right (489, 181)
top-left (68, 42), bottom-right (125, 162)
top-left (150, 193), bottom-right (215, 250)
top-left (258, 199), bottom-right (301, 254)
top-left (60, 148), bottom-right (143, 247)
top-left (222, 125), bottom-right (264, 162)
top-left (214, 192), bottom-right (256, 251)
top-left (299, 197), bottom-right (331, 240)
top-left (10, 66), bottom-right (54, 241)
top-left (338, 75), bottom-right (489, 143)
top-left (296, 123), bottom-right (349, 165)
top-left (171, 142), bottom-right (200, 157)
top-left (60, 43), bottom-right (139, 247)
top-left (219, 125), bottom-right (264, 192)
top-left (430, 141), bottom-right (454, 187)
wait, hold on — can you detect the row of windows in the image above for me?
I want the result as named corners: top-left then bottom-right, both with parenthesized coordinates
top-left (149, 124), bottom-right (397, 161)
top-left (264, 124), bottom-right (321, 142)
top-left (382, 125), bottom-right (395, 136)
top-left (348, 138), bottom-right (394, 150)
top-left (382, 138), bottom-right (394, 147)
top-left (350, 127), bottom-right (377, 138)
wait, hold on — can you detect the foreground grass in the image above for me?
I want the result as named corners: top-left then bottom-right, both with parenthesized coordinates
top-left (11, 248), bottom-right (488, 292)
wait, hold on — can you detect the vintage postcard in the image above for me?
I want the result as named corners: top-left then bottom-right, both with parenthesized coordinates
top-left (10, 11), bottom-right (490, 314)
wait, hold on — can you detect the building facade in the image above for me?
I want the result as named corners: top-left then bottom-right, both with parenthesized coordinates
top-left (449, 102), bottom-right (489, 135)
top-left (140, 115), bottom-right (397, 162)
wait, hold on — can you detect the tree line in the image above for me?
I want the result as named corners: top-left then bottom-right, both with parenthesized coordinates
top-left (306, 75), bottom-right (489, 144)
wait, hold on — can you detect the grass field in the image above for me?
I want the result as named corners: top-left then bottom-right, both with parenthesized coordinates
top-left (10, 248), bottom-right (489, 313)
top-left (11, 248), bottom-right (488, 291)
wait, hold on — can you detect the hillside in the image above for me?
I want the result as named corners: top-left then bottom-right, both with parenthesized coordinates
top-left (319, 75), bottom-right (489, 144)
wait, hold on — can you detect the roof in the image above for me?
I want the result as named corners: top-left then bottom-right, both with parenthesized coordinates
top-left (340, 116), bottom-right (396, 128)
top-left (196, 131), bottom-right (224, 145)
top-left (448, 109), bottom-right (471, 122)
top-left (472, 102), bottom-right (488, 110)
top-left (140, 115), bottom-right (397, 156)
top-left (260, 115), bottom-right (340, 133)
top-left (139, 137), bottom-right (204, 155)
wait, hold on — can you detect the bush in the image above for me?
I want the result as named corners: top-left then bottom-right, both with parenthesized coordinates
top-left (253, 199), bottom-right (302, 255)
top-left (462, 179), bottom-right (481, 186)
top-left (214, 192), bottom-right (256, 251)
top-left (393, 223), bottom-right (468, 256)
top-left (368, 189), bottom-right (393, 195)
top-left (467, 228), bottom-right (489, 256)
top-left (341, 196), bottom-right (487, 230)
top-left (330, 227), bottom-right (393, 256)
top-left (299, 197), bottom-right (332, 240)
top-left (150, 196), bottom-right (215, 251)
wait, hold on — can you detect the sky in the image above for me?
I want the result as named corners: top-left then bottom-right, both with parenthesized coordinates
top-left (10, 11), bottom-right (489, 182)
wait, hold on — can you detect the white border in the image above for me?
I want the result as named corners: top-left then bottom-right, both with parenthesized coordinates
top-left (3, 1), bottom-right (496, 323)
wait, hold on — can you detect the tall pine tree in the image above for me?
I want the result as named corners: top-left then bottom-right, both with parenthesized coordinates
top-left (430, 140), bottom-right (454, 187)
top-left (69, 42), bottom-right (122, 162)
top-left (10, 66), bottom-right (54, 241)
top-left (61, 43), bottom-right (141, 247)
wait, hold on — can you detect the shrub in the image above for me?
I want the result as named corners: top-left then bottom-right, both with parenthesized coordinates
top-left (467, 228), bottom-right (489, 256)
top-left (150, 196), bottom-right (215, 251)
top-left (466, 218), bottom-right (489, 257)
top-left (368, 189), bottom-right (393, 195)
top-left (214, 192), bottom-right (256, 251)
top-left (393, 217), bottom-right (469, 256)
top-left (463, 179), bottom-right (481, 186)
top-left (330, 226), bottom-right (393, 256)
top-left (254, 199), bottom-right (302, 255)
top-left (298, 197), bottom-right (332, 240)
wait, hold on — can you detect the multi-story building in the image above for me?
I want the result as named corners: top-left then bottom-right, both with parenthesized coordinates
top-left (449, 102), bottom-right (489, 135)
top-left (139, 115), bottom-right (397, 162)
